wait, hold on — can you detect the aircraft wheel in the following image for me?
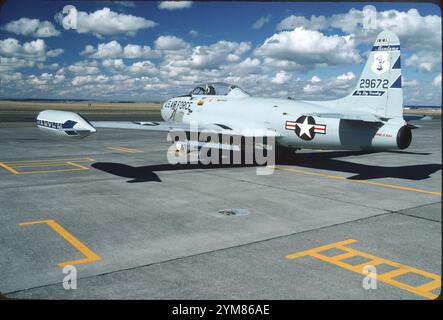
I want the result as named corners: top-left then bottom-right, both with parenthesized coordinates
top-left (174, 142), bottom-right (186, 154)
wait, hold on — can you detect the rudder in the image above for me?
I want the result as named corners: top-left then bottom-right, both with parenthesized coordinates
top-left (321, 31), bottom-right (403, 119)
top-left (350, 30), bottom-right (402, 118)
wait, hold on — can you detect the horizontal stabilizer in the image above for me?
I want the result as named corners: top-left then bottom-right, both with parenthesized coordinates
top-left (403, 115), bottom-right (432, 121)
top-left (405, 123), bottom-right (421, 129)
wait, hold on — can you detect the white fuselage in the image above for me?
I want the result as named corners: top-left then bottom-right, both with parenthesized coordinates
top-left (161, 94), bottom-right (409, 151)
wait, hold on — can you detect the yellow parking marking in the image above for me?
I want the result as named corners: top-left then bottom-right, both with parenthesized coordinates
top-left (0, 162), bottom-right (19, 174)
top-left (107, 146), bottom-right (143, 153)
top-left (12, 162), bottom-right (89, 174)
top-left (4, 157), bottom-right (96, 165)
top-left (19, 219), bottom-right (101, 267)
top-left (275, 166), bottom-right (441, 196)
top-left (13, 162), bottom-right (85, 168)
top-left (0, 157), bottom-right (95, 174)
top-left (286, 239), bottom-right (441, 299)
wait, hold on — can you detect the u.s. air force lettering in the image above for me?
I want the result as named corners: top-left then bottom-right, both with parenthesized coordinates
top-left (285, 116), bottom-right (326, 141)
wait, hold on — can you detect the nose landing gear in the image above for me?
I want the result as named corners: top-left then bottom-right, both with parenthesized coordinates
top-left (174, 142), bottom-right (186, 155)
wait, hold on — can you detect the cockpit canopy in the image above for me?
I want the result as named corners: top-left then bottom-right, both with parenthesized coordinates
top-left (189, 82), bottom-right (250, 98)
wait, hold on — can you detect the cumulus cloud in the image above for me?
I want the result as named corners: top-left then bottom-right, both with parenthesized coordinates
top-left (0, 38), bottom-right (53, 61)
top-left (47, 48), bottom-right (64, 57)
top-left (55, 7), bottom-right (157, 37)
top-left (72, 75), bottom-right (109, 86)
top-left (403, 79), bottom-right (419, 87)
top-left (189, 30), bottom-right (199, 37)
top-left (271, 71), bottom-right (292, 84)
top-left (67, 60), bottom-right (100, 74)
top-left (277, 15), bottom-right (328, 31)
top-left (154, 35), bottom-right (188, 51)
top-left (276, 8), bottom-right (441, 52)
top-left (255, 28), bottom-right (361, 67)
top-left (433, 73), bottom-right (441, 87)
top-left (127, 61), bottom-right (157, 75)
top-left (303, 83), bottom-right (323, 94)
top-left (101, 58), bottom-right (158, 76)
top-left (81, 40), bottom-right (159, 59)
top-left (8, 73), bottom-right (67, 92)
top-left (158, 1), bottom-right (193, 10)
top-left (123, 44), bottom-right (159, 58)
top-left (102, 58), bottom-right (125, 71)
top-left (82, 40), bottom-right (122, 59)
top-left (3, 18), bottom-right (60, 37)
top-left (231, 57), bottom-right (261, 75)
top-left (37, 62), bottom-right (59, 70)
top-left (253, 15), bottom-right (272, 29)
top-left (2, 7), bottom-right (439, 106)
top-left (405, 52), bottom-right (436, 72)
top-left (336, 72), bottom-right (355, 81)
top-left (0, 56), bottom-right (35, 72)
top-left (0, 72), bottom-right (23, 81)
top-left (114, 1), bottom-right (135, 7)
top-left (172, 40), bottom-right (251, 70)
top-left (301, 72), bottom-right (359, 97)
top-left (310, 75), bottom-right (322, 83)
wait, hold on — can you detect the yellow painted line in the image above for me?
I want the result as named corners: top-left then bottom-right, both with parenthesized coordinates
top-left (18, 219), bottom-right (101, 267)
top-left (0, 158), bottom-right (94, 174)
top-left (13, 162), bottom-right (84, 168)
top-left (116, 146), bottom-right (143, 153)
top-left (4, 157), bottom-right (96, 165)
top-left (275, 166), bottom-right (441, 196)
top-left (353, 259), bottom-right (384, 269)
top-left (0, 162), bottom-right (20, 174)
top-left (328, 251), bottom-right (357, 261)
top-left (12, 162), bottom-right (88, 174)
top-left (15, 168), bottom-right (88, 175)
top-left (66, 161), bottom-right (89, 170)
top-left (286, 239), bottom-right (358, 259)
top-left (416, 280), bottom-right (442, 293)
top-left (107, 147), bottom-right (129, 153)
top-left (107, 146), bottom-right (143, 153)
top-left (286, 239), bottom-right (441, 299)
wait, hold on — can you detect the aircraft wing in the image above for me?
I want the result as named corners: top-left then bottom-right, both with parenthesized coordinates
top-left (92, 120), bottom-right (281, 138)
top-left (36, 110), bottom-right (280, 138)
top-left (91, 121), bottom-right (191, 131)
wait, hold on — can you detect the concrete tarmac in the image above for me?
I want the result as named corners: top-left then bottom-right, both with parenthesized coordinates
top-left (0, 118), bottom-right (440, 299)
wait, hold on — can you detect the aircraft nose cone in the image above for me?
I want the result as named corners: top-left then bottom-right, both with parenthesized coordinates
top-left (161, 101), bottom-right (171, 121)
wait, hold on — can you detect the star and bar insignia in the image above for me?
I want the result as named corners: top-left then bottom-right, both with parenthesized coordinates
top-left (285, 116), bottom-right (326, 141)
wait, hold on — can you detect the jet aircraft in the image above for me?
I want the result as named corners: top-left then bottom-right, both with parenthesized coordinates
top-left (37, 31), bottom-right (419, 159)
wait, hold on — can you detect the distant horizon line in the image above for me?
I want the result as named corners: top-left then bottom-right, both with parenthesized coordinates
top-left (0, 98), bottom-right (440, 108)
top-left (0, 98), bottom-right (164, 103)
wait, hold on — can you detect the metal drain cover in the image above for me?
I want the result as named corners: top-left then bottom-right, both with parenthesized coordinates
top-left (213, 208), bottom-right (250, 217)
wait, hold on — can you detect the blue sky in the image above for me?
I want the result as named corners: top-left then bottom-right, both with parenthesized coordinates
top-left (0, 1), bottom-right (441, 105)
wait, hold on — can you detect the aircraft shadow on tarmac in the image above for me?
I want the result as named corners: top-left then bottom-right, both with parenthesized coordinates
top-left (91, 150), bottom-right (441, 183)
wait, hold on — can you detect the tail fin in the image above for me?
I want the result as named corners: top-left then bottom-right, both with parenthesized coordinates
top-left (323, 31), bottom-right (403, 119)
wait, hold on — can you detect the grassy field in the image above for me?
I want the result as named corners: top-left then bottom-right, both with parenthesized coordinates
top-left (0, 100), bottom-right (162, 111)
top-left (0, 100), bottom-right (164, 124)
top-left (403, 108), bottom-right (441, 116)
